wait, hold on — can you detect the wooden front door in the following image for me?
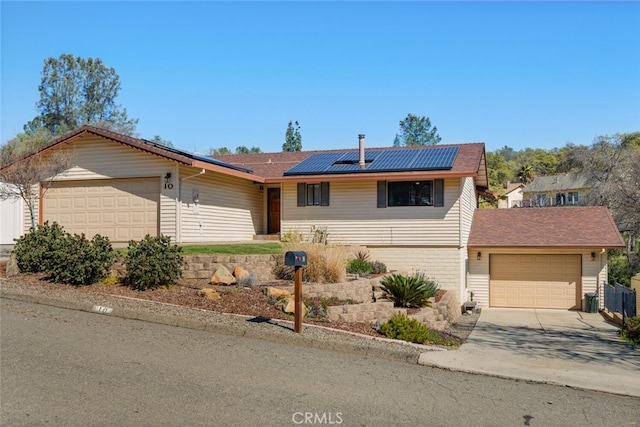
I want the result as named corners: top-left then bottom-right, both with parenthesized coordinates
top-left (267, 188), bottom-right (281, 234)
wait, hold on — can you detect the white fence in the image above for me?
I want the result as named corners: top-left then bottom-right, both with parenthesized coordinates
top-left (0, 183), bottom-right (23, 244)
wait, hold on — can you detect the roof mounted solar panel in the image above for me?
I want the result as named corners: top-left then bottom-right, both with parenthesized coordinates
top-left (283, 146), bottom-right (459, 176)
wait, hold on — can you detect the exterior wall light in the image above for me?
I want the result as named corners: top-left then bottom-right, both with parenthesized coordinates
top-left (591, 252), bottom-right (596, 261)
top-left (477, 252), bottom-right (482, 260)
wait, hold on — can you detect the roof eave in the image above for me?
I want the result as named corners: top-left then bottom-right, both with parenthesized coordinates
top-left (264, 170), bottom-right (478, 183)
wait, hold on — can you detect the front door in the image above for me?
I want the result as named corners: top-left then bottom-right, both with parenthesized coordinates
top-left (267, 188), bottom-right (281, 234)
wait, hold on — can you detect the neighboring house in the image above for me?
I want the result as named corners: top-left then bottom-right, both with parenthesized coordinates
top-left (497, 182), bottom-right (524, 208)
top-left (521, 172), bottom-right (591, 207)
top-left (467, 207), bottom-right (625, 310)
top-left (3, 126), bottom-right (625, 310)
top-left (0, 183), bottom-right (24, 245)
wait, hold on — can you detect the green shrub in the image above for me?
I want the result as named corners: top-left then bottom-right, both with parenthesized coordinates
top-left (47, 233), bottom-right (115, 286)
top-left (347, 258), bottom-right (371, 275)
top-left (125, 235), bottom-right (183, 290)
top-left (379, 313), bottom-right (461, 346)
top-left (619, 316), bottom-right (640, 347)
top-left (369, 260), bottom-right (387, 275)
top-left (280, 229), bottom-right (303, 243)
top-left (380, 272), bottom-right (439, 308)
top-left (13, 221), bottom-right (66, 273)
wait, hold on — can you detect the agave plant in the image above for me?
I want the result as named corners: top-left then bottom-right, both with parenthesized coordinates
top-left (380, 273), bottom-right (439, 308)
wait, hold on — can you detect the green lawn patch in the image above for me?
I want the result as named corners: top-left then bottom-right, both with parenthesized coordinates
top-left (179, 242), bottom-right (283, 255)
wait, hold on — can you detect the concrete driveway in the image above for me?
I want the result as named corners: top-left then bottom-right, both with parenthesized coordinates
top-left (419, 308), bottom-right (640, 397)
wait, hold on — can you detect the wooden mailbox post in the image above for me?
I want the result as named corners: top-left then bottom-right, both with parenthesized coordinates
top-left (284, 251), bottom-right (307, 333)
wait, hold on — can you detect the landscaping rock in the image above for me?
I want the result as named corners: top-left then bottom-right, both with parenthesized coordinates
top-left (210, 266), bottom-right (236, 285)
top-left (264, 287), bottom-right (291, 299)
top-left (5, 253), bottom-right (20, 277)
top-left (233, 266), bottom-right (250, 281)
top-left (274, 296), bottom-right (307, 318)
top-left (198, 288), bottom-right (221, 300)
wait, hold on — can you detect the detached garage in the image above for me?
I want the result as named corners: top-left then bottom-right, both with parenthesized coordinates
top-left (467, 207), bottom-right (625, 310)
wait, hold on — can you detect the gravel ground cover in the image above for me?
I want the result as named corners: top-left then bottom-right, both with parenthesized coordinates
top-left (1, 273), bottom-right (479, 348)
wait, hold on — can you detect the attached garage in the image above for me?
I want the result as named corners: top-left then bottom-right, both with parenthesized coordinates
top-left (467, 207), bottom-right (625, 309)
top-left (44, 178), bottom-right (160, 242)
top-left (489, 254), bottom-right (581, 309)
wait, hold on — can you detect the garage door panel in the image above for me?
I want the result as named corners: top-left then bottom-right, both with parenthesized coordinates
top-left (490, 254), bottom-right (581, 309)
top-left (45, 178), bottom-right (159, 242)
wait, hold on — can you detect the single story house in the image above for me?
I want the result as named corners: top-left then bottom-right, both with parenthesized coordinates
top-left (3, 126), bottom-right (625, 309)
top-left (522, 172), bottom-right (591, 207)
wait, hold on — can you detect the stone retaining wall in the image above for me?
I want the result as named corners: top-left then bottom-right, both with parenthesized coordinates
top-left (279, 278), bottom-right (372, 303)
top-left (327, 302), bottom-right (406, 323)
top-left (408, 292), bottom-right (461, 330)
top-left (111, 254), bottom-right (279, 283)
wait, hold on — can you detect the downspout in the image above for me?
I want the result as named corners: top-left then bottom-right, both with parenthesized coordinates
top-left (177, 168), bottom-right (205, 243)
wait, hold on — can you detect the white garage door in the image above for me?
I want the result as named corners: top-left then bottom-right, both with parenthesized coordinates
top-left (44, 178), bottom-right (159, 242)
top-left (490, 254), bottom-right (581, 309)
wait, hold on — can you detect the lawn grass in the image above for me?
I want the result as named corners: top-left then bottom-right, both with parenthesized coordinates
top-left (114, 242), bottom-right (283, 256)
top-left (179, 242), bottom-right (283, 255)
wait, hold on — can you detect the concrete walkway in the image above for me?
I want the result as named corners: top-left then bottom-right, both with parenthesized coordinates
top-left (418, 308), bottom-right (640, 397)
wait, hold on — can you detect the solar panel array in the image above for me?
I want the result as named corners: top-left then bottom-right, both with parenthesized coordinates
top-left (284, 146), bottom-right (459, 176)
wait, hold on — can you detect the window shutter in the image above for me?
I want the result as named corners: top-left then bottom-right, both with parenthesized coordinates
top-left (377, 181), bottom-right (387, 208)
top-left (297, 183), bottom-right (305, 207)
top-left (320, 182), bottom-right (330, 206)
top-left (434, 179), bottom-right (444, 207)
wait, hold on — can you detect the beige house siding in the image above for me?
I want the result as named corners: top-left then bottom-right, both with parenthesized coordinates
top-left (498, 187), bottom-right (524, 208)
top-left (39, 136), bottom-right (178, 239)
top-left (367, 246), bottom-right (464, 305)
top-left (29, 135), bottom-right (263, 243)
top-left (281, 178), bottom-right (462, 245)
top-left (468, 247), bottom-right (607, 308)
top-left (178, 169), bottom-right (263, 242)
top-left (459, 177), bottom-right (475, 247)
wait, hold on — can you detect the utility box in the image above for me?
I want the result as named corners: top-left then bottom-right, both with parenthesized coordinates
top-left (285, 251), bottom-right (307, 267)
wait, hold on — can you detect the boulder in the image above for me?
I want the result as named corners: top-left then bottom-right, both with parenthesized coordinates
top-left (5, 253), bottom-right (20, 277)
top-left (276, 296), bottom-right (307, 317)
top-left (198, 288), bottom-right (221, 300)
top-left (211, 266), bottom-right (236, 285)
top-left (233, 266), bottom-right (250, 281)
top-left (264, 287), bottom-right (291, 299)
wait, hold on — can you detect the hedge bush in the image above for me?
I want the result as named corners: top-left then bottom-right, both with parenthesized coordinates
top-left (125, 235), bottom-right (183, 290)
top-left (379, 313), bottom-right (461, 346)
top-left (619, 315), bottom-right (640, 347)
top-left (13, 221), bottom-right (66, 273)
top-left (380, 272), bottom-right (439, 308)
top-left (47, 233), bottom-right (114, 286)
top-left (346, 258), bottom-right (371, 275)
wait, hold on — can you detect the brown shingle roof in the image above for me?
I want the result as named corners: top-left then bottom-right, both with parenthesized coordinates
top-left (468, 206), bottom-right (625, 248)
top-left (215, 143), bottom-right (487, 185)
top-left (9, 125), bottom-right (259, 181)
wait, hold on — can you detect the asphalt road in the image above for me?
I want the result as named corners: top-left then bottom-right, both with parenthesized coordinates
top-left (1, 299), bottom-right (638, 427)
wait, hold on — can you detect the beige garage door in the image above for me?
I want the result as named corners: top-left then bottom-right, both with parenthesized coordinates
top-left (44, 178), bottom-right (159, 242)
top-left (490, 254), bottom-right (581, 309)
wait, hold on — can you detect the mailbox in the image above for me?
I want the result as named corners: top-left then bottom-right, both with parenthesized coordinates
top-left (285, 251), bottom-right (307, 267)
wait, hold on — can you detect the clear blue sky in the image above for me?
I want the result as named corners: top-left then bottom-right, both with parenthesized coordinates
top-left (2, 1), bottom-right (639, 154)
